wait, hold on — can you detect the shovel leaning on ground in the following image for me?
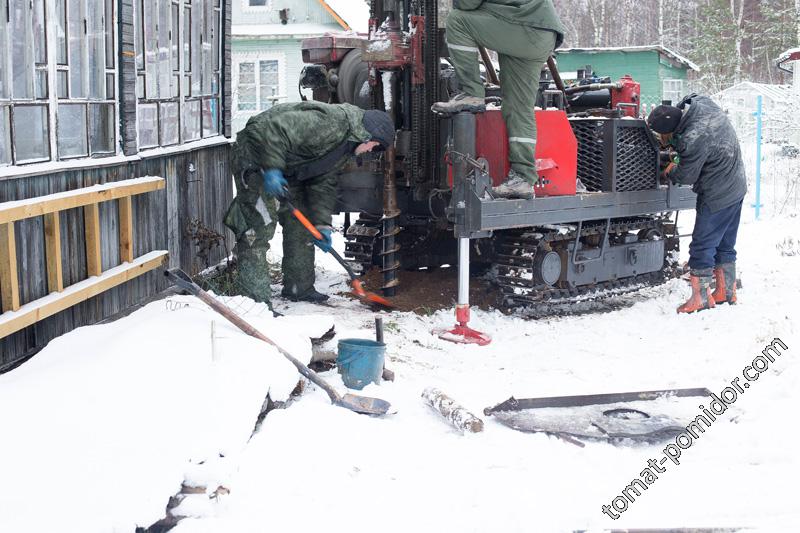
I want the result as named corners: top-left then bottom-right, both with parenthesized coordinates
top-left (165, 269), bottom-right (392, 416)
top-left (279, 193), bottom-right (394, 310)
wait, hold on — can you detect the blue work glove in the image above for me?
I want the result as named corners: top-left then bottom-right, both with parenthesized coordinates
top-left (312, 226), bottom-right (333, 253)
top-left (262, 168), bottom-right (288, 199)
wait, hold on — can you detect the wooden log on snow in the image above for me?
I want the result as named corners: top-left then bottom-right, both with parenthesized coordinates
top-left (422, 388), bottom-right (484, 433)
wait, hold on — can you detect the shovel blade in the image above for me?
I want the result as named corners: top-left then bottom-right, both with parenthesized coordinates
top-left (337, 393), bottom-right (392, 416)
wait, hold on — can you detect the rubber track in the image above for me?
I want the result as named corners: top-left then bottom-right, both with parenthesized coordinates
top-left (495, 218), bottom-right (680, 312)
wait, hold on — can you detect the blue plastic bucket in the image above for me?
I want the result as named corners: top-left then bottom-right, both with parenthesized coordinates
top-left (336, 338), bottom-right (386, 390)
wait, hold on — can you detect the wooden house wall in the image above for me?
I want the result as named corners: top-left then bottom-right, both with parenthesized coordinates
top-left (0, 143), bottom-right (233, 368)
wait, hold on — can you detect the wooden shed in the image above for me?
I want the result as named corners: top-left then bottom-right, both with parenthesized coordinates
top-left (555, 45), bottom-right (700, 109)
top-left (1, 0), bottom-right (235, 368)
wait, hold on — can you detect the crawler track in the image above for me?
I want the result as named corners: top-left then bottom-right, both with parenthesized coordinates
top-left (494, 217), bottom-right (681, 316)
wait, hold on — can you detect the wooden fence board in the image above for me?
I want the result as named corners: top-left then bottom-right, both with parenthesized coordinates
top-left (0, 251), bottom-right (168, 338)
top-left (44, 212), bottom-right (64, 293)
top-left (0, 222), bottom-right (20, 312)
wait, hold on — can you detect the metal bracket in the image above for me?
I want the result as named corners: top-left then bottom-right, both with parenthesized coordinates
top-left (571, 218), bottom-right (611, 266)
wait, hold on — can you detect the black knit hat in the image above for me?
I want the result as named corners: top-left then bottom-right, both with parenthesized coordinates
top-left (362, 110), bottom-right (396, 149)
top-left (647, 105), bottom-right (683, 134)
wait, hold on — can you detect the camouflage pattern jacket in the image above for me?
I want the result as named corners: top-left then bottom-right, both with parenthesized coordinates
top-left (235, 101), bottom-right (372, 181)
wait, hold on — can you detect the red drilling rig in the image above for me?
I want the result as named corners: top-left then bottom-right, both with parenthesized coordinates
top-left (300, 0), bottom-right (696, 343)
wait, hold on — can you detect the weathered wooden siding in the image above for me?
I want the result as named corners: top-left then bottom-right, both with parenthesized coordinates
top-left (0, 143), bottom-right (233, 367)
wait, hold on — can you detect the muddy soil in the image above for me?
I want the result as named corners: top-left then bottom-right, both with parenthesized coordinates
top-left (348, 267), bottom-right (503, 314)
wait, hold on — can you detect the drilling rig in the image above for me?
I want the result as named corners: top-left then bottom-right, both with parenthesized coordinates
top-left (299, 0), bottom-right (696, 330)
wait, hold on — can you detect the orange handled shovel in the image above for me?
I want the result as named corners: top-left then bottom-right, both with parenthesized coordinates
top-left (283, 199), bottom-right (395, 310)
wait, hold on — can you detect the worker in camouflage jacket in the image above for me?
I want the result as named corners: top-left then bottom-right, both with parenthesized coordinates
top-left (225, 102), bottom-right (395, 306)
top-left (432, 0), bottom-right (566, 200)
top-left (648, 95), bottom-right (747, 314)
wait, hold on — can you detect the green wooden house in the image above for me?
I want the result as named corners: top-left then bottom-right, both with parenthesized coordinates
top-left (554, 46), bottom-right (699, 108)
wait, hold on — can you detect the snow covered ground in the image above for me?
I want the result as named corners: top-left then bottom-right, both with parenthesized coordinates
top-left (1, 152), bottom-right (799, 532)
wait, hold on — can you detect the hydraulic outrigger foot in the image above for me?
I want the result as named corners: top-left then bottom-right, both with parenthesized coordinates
top-left (436, 238), bottom-right (491, 346)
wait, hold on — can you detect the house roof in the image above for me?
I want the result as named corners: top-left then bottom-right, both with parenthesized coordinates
top-left (321, 0), bottom-right (370, 34)
top-left (715, 81), bottom-right (793, 103)
top-left (557, 45), bottom-right (700, 72)
top-left (777, 47), bottom-right (800, 64)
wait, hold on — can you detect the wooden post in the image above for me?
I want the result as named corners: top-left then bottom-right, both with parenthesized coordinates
top-left (44, 212), bottom-right (64, 293)
top-left (84, 204), bottom-right (102, 277)
top-left (118, 196), bottom-right (134, 263)
top-left (0, 222), bottom-right (20, 312)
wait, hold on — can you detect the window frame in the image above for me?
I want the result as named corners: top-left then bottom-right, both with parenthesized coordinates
top-left (0, 0), bottom-right (119, 168)
top-left (134, 0), bottom-right (223, 151)
top-left (662, 78), bottom-right (685, 106)
top-left (233, 51), bottom-right (286, 117)
top-left (241, 0), bottom-right (272, 13)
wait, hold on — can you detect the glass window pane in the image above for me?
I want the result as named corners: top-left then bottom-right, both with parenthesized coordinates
top-left (238, 62), bottom-right (256, 110)
top-left (33, 0), bottom-right (46, 64)
top-left (35, 69), bottom-right (49, 99)
top-left (57, 71), bottom-right (69, 98)
top-left (191, 0), bottom-right (201, 96)
top-left (202, 98), bottom-right (218, 137)
top-left (0, 107), bottom-right (11, 165)
top-left (171, 3), bottom-right (179, 72)
top-left (183, 7), bottom-right (191, 73)
top-left (11, 0), bottom-right (34, 98)
top-left (249, 0), bottom-right (267, 6)
top-left (105, 0), bottom-right (115, 69)
top-left (90, 103), bottom-right (115, 153)
top-left (259, 60), bottom-right (279, 110)
top-left (158, 0), bottom-right (171, 98)
top-left (58, 104), bottom-right (88, 157)
top-left (137, 74), bottom-right (145, 98)
top-left (56, 0), bottom-right (68, 65)
top-left (14, 105), bottom-right (50, 162)
top-left (138, 102), bottom-right (159, 148)
top-left (88, 2), bottom-right (106, 99)
top-left (106, 73), bottom-right (115, 99)
top-left (202, 0), bottom-right (213, 95)
top-left (144, 0), bottom-right (158, 98)
top-left (68, 0), bottom-right (86, 98)
top-left (160, 101), bottom-right (179, 146)
top-left (135, 0), bottom-right (144, 70)
top-left (0, 2), bottom-right (8, 98)
top-left (239, 62), bottom-right (255, 85)
top-left (212, 11), bottom-right (220, 73)
top-left (183, 99), bottom-right (200, 141)
top-left (184, 75), bottom-right (190, 97)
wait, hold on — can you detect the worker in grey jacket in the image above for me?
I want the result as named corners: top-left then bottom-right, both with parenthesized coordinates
top-left (648, 94), bottom-right (747, 314)
top-left (432, 0), bottom-right (566, 200)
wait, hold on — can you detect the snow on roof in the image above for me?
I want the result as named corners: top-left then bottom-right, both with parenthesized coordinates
top-left (777, 47), bottom-right (800, 64)
top-left (232, 23), bottom-right (342, 38)
top-left (323, 0), bottom-right (370, 34)
top-left (557, 45), bottom-right (700, 72)
top-left (715, 81), bottom-right (793, 103)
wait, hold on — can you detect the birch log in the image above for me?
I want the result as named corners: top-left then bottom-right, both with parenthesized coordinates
top-left (422, 388), bottom-right (484, 433)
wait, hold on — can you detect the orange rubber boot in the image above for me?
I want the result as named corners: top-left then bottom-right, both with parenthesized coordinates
top-left (677, 272), bottom-right (716, 314)
top-left (712, 262), bottom-right (737, 305)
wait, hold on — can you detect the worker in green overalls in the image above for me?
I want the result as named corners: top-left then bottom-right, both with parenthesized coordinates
top-left (224, 102), bottom-right (395, 308)
top-left (432, 0), bottom-right (566, 200)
